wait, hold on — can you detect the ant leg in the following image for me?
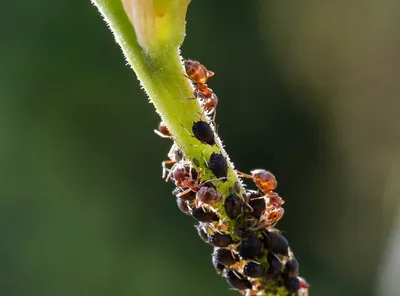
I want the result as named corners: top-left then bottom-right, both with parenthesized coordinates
top-left (166, 144), bottom-right (177, 159)
top-left (162, 160), bottom-right (176, 179)
top-left (165, 162), bottom-right (178, 182)
top-left (236, 171), bottom-right (253, 179)
top-left (176, 188), bottom-right (193, 198)
top-left (200, 151), bottom-right (208, 167)
top-left (196, 168), bottom-right (203, 183)
top-left (179, 123), bottom-right (193, 137)
top-left (249, 196), bottom-right (266, 201)
top-left (201, 176), bottom-right (227, 186)
top-left (154, 129), bottom-right (173, 139)
top-left (210, 108), bottom-right (217, 127)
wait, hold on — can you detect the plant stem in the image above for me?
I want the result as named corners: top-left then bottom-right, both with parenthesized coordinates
top-left (91, 2), bottom-right (306, 296)
top-left (92, 0), bottom-right (243, 197)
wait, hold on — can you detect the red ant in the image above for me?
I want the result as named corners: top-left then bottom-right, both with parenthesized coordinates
top-left (237, 169), bottom-right (277, 194)
top-left (184, 59), bottom-right (214, 85)
top-left (238, 169), bottom-right (284, 229)
top-left (184, 60), bottom-right (218, 123)
top-left (154, 121), bottom-right (172, 139)
top-left (253, 206), bottom-right (284, 230)
top-left (165, 161), bottom-right (225, 207)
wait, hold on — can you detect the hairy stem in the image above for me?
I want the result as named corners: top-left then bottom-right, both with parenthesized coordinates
top-left (92, 0), bottom-right (243, 197)
top-left (91, 2), bottom-right (306, 296)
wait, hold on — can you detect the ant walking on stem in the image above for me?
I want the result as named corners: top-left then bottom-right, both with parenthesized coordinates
top-left (165, 161), bottom-right (225, 208)
top-left (237, 169), bottom-right (285, 230)
top-left (184, 59), bottom-right (219, 124)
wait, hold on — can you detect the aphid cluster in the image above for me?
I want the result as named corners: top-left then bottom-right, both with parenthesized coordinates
top-left (154, 60), bottom-right (309, 296)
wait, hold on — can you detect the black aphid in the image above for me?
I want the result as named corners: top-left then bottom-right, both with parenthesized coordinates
top-left (243, 262), bottom-right (266, 278)
top-left (212, 254), bottom-right (225, 275)
top-left (208, 152), bottom-right (227, 180)
top-left (239, 235), bottom-right (263, 259)
top-left (176, 198), bottom-right (191, 215)
top-left (285, 258), bottom-right (299, 278)
top-left (192, 120), bottom-right (215, 145)
top-left (267, 252), bottom-right (283, 279)
top-left (194, 225), bottom-right (209, 244)
top-left (208, 233), bottom-right (233, 247)
top-left (248, 197), bottom-right (266, 219)
top-left (224, 194), bottom-right (245, 220)
top-left (225, 270), bottom-right (252, 291)
top-left (213, 248), bottom-right (239, 266)
top-left (191, 207), bottom-right (219, 223)
top-left (285, 277), bottom-right (301, 293)
top-left (263, 231), bottom-right (289, 256)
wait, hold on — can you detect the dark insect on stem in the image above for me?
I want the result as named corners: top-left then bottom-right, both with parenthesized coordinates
top-left (285, 258), bottom-right (299, 276)
top-left (238, 235), bottom-right (263, 260)
top-left (208, 232), bottom-right (234, 247)
top-left (243, 262), bottom-right (266, 278)
top-left (192, 120), bottom-right (215, 145)
top-left (224, 194), bottom-right (245, 220)
top-left (213, 248), bottom-right (240, 266)
top-left (224, 270), bottom-right (252, 291)
top-left (267, 252), bottom-right (283, 280)
top-left (212, 254), bottom-right (225, 275)
top-left (194, 224), bottom-right (209, 244)
top-left (263, 230), bottom-right (289, 256)
top-left (208, 152), bottom-right (228, 180)
top-left (176, 198), bottom-right (191, 215)
top-left (191, 207), bottom-right (219, 223)
top-left (248, 196), bottom-right (266, 219)
top-left (284, 277), bottom-right (301, 293)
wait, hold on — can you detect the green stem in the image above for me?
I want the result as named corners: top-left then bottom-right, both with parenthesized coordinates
top-left (92, 0), bottom-right (243, 197)
top-left (91, 2), bottom-right (303, 296)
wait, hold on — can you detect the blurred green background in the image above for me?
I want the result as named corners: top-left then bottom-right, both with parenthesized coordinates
top-left (1, 1), bottom-right (400, 295)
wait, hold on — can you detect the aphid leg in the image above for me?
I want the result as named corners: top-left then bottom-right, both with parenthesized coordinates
top-left (232, 269), bottom-right (242, 279)
top-left (246, 203), bottom-right (255, 212)
top-left (195, 199), bottom-right (202, 208)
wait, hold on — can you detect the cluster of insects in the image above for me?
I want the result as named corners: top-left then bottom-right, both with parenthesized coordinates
top-left (154, 60), bottom-right (309, 296)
